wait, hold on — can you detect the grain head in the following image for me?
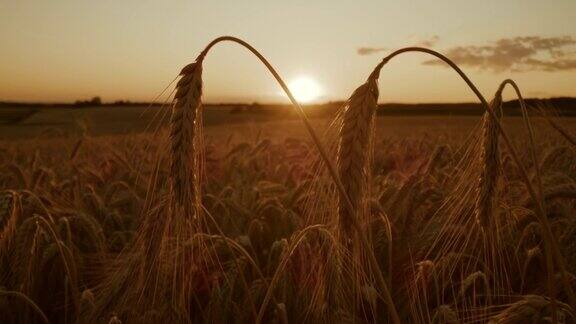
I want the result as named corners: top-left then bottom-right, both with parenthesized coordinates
top-left (475, 90), bottom-right (503, 229)
top-left (170, 61), bottom-right (204, 216)
top-left (337, 76), bottom-right (379, 241)
top-left (488, 295), bottom-right (573, 323)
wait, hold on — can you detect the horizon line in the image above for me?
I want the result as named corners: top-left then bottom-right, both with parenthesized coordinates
top-left (2, 96), bottom-right (576, 107)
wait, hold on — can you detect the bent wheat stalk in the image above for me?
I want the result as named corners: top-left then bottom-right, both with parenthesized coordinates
top-left (498, 79), bottom-right (544, 201)
top-left (178, 36), bottom-right (400, 324)
top-left (498, 78), bottom-right (562, 316)
top-left (0, 289), bottom-right (50, 324)
top-left (197, 37), bottom-right (352, 212)
top-left (371, 47), bottom-right (576, 310)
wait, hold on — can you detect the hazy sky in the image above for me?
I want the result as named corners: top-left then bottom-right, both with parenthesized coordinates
top-left (1, 0), bottom-right (575, 103)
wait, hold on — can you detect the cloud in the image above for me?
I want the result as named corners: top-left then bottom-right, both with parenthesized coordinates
top-left (416, 35), bottom-right (440, 47)
top-left (357, 35), bottom-right (440, 56)
top-left (422, 36), bottom-right (576, 72)
top-left (357, 47), bottom-right (387, 56)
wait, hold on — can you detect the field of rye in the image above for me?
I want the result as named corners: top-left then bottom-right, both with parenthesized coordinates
top-left (1, 37), bottom-right (576, 323)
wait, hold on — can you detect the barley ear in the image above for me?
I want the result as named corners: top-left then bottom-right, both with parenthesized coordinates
top-left (475, 89), bottom-right (503, 229)
top-left (0, 191), bottom-right (19, 256)
top-left (337, 76), bottom-right (379, 240)
top-left (170, 61), bottom-right (203, 216)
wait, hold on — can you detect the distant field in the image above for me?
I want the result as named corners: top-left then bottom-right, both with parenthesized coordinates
top-left (1, 104), bottom-right (574, 139)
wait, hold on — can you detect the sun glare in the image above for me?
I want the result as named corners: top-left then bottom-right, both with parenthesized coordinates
top-left (287, 76), bottom-right (322, 103)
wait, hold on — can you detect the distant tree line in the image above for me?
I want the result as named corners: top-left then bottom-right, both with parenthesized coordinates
top-left (1, 97), bottom-right (575, 116)
top-left (74, 96), bottom-right (102, 107)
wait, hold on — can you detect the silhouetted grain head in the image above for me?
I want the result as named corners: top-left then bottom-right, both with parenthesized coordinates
top-left (337, 76), bottom-right (379, 240)
top-left (170, 61), bottom-right (203, 216)
top-left (475, 90), bottom-right (502, 230)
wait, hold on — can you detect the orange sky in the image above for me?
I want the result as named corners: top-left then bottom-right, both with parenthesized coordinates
top-left (1, 0), bottom-right (575, 103)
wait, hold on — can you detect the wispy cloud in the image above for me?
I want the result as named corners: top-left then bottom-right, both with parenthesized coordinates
top-left (422, 36), bottom-right (576, 72)
top-left (357, 35), bottom-right (439, 56)
top-left (357, 47), bottom-right (387, 56)
top-left (416, 35), bottom-right (440, 47)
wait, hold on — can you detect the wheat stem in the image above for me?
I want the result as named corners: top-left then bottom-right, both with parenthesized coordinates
top-left (545, 112), bottom-right (576, 147)
top-left (0, 289), bottom-right (51, 324)
top-left (372, 47), bottom-right (576, 310)
top-left (499, 79), bottom-right (571, 319)
top-left (198, 37), bottom-right (352, 212)
top-left (195, 36), bottom-right (400, 324)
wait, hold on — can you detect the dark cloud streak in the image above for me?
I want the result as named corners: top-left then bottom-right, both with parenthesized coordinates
top-left (357, 35), bottom-right (439, 56)
top-left (357, 47), bottom-right (387, 56)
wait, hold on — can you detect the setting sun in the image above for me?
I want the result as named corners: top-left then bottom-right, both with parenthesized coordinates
top-left (287, 76), bottom-right (322, 103)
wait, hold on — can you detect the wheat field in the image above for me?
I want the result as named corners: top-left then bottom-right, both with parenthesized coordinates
top-left (1, 38), bottom-right (576, 323)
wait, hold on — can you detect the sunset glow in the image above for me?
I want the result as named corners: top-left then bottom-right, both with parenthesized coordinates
top-left (1, 0), bottom-right (575, 103)
top-left (287, 77), bottom-right (322, 103)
